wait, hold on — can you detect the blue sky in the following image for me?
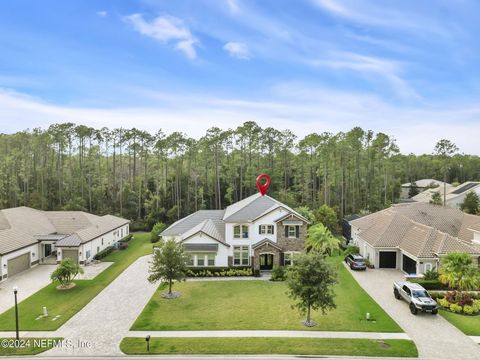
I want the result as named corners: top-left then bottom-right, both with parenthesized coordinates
top-left (1, 0), bottom-right (480, 154)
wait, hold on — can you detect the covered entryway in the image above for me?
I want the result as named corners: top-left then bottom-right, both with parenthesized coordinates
top-left (259, 253), bottom-right (274, 270)
top-left (379, 251), bottom-right (397, 268)
top-left (402, 253), bottom-right (417, 274)
top-left (62, 249), bottom-right (79, 264)
top-left (7, 253), bottom-right (30, 277)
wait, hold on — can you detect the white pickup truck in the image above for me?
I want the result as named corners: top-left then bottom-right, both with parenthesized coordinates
top-left (393, 281), bottom-right (438, 315)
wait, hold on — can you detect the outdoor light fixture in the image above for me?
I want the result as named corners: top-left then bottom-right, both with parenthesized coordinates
top-left (145, 335), bottom-right (151, 352)
top-left (13, 286), bottom-right (19, 340)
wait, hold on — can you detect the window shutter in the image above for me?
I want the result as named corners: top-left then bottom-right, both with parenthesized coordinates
top-left (272, 226), bottom-right (274, 235)
top-left (259, 225), bottom-right (262, 234)
top-left (295, 226), bottom-right (299, 238)
top-left (285, 226), bottom-right (288, 237)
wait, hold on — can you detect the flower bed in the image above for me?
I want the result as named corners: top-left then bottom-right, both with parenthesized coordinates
top-left (433, 291), bottom-right (480, 315)
top-left (186, 267), bottom-right (253, 277)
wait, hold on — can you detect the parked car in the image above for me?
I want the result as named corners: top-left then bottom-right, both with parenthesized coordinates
top-left (393, 281), bottom-right (438, 315)
top-left (344, 254), bottom-right (367, 270)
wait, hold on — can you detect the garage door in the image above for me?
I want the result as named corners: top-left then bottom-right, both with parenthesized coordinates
top-left (7, 253), bottom-right (30, 277)
top-left (62, 249), bottom-right (79, 264)
top-left (379, 251), bottom-right (397, 268)
top-left (402, 254), bottom-right (417, 274)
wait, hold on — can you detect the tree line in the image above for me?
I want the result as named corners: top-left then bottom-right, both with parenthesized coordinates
top-left (1, 122), bottom-right (479, 229)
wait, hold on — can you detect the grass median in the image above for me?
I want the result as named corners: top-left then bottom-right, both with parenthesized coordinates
top-left (120, 337), bottom-right (418, 357)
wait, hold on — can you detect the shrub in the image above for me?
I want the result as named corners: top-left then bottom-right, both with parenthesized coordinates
top-left (150, 222), bottom-right (166, 243)
top-left (343, 245), bottom-right (360, 256)
top-left (463, 305), bottom-right (475, 315)
top-left (450, 303), bottom-right (463, 313)
top-left (186, 267), bottom-right (253, 277)
top-left (423, 268), bottom-right (439, 281)
top-left (271, 266), bottom-right (287, 281)
top-left (410, 279), bottom-right (448, 290)
top-left (429, 291), bottom-right (444, 300)
top-left (118, 242), bottom-right (129, 250)
top-left (254, 269), bottom-right (261, 277)
top-left (119, 234), bottom-right (133, 243)
top-left (94, 245), bottom-right (114, 260)
top-left (51, 258), bottom-right (84, 287)
top-left (438, 298), bottom-right (450, 309)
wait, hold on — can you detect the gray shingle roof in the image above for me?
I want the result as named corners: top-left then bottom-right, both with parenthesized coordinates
top-left (0, 207), bottom-right (129, 254)
top-left (161, 210), bottom-right (226, 239)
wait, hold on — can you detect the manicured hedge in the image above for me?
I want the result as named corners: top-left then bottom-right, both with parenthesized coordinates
top-left (119, 234), bottom-right (133, 243)
top-left (410, 279), bottom-right (449, 290)
top-left (93, 245), bottom-right (114, 260)
top-left (187, 267), bottom-right (253, 277)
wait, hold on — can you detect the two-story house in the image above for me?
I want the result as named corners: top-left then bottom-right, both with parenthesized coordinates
top-left (160, 193), bottom-right (309, 270)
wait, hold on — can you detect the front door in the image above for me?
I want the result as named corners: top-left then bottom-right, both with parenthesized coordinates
top-left (44, 244), bottom-right (52, 257)
top-left (260, 254), bottom-right (273, 270)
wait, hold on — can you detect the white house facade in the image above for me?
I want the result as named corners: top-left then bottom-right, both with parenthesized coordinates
top-left (0, 207), bottom-right (130, 281)
top-left (161, 193), bottom-right (309, 270)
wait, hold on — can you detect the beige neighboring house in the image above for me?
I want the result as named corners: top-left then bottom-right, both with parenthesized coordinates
top-left (350, 203), bottom-right (480, 275)
top-left (413, 181), bottom-right (480, 209)
top-left (400, 179), bottom-right (450, 199)
top-left (0, 207), bottom-right (130, 281)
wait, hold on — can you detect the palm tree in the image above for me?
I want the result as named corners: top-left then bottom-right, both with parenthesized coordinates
top-left (306, 223), bottom-right (340, 256)
top-left (439, 252), bottom-right (480, 292)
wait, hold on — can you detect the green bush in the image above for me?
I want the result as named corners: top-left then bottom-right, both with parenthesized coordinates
top-left (271, 266), bottom-right (287, 281)
top-left (450, 303), bottom-right (463, 313)
top-left (94, 245), bottom-right (114, 260)
top-left (438, 298), bottom-right (450, 309)
top-left (423, 268), bottom-right (439, 281)
top-left (463, 305), bottom-right (475, 315)
top-left (410, 279), bottom-right (448, 290)
top-left (119, 234), bottom-right (133, 243)
top-left (186, 267), bottom-right (253, 277)
top-left (150, 222), bottom-right (166, 243)
top-left (429, 291), bottom-right (443, 300)
top-left (343, 245), bottom-right (360, 256)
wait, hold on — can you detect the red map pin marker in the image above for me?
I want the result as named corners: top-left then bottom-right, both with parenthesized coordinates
top-left (256, 174), bottom-right (271, 196)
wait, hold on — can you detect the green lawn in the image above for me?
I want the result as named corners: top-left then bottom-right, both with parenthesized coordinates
top-left (0, 338), bottom-right (62, 356)
top-left (0, 232), bottom-right (153, 331)
top-left (120, 337), bottom-right (418, 357)
top-left (440, 310), bottom-right (480, 336)
top-left (131, 259), bottom-right (402, 332)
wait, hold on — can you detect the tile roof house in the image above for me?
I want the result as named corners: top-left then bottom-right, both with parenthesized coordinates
top-left (400, 179), bottom-right (450, 199)
top-left (0, 207), bottom-right (130, 281)
top-left (161, 193), bottom-right (309, 271)
top-left (349, 203), bottom-right (480, 275)
top-left (412, 181), bottom-right (480, 209)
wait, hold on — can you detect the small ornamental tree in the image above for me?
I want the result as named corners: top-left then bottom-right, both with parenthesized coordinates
top-left (294, 206), bottom-right (316, 224)
top-left (51, 258), bottom-right (84, 289)
top-left (306, 223), bottom-right (340, 256)
top-left (315, 204), bottom-right (339, 234)
top-left (148, 239), bottom-right (189, 298)
top-left (286, 253), bottom-right (337, 327)
top-left (439, 252), bottom-right (480, 292)
top-left (150, 222), bottom-right (166, 243)
top-left (408, 181), bottom-right (419, 198)
top-left (460, 191), bottom-right (480, 215)
top-left (430, 191), bottom-right (443, 206)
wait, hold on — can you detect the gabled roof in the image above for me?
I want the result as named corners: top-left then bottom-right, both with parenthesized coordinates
top-left (161, 210), bottom-right (226, 240)
top-left (252, 238), bottom-right (282, 250)
top-left (181, 218), bottom-right (229, 246)
top-left (351, 203), bottom-right (480, 258)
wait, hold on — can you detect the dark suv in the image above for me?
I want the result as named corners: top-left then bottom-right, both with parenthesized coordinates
top-left (344, 254), bottom-right (367, 270)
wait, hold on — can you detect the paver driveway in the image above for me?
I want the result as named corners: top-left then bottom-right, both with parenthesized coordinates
top-left (0, 265), bottom-right (56, 314)
top-left (42, 255), bottom-right (157, 356)
top-left (346, 265), bottom-right (480, 360)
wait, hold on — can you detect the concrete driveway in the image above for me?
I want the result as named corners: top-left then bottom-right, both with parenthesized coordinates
top-left (0, 265), bottom-right (56, 314)
top-left (346, 265), bottom-right (480, 360)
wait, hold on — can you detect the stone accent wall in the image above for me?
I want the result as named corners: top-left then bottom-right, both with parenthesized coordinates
top-left (253, 242), bottom-right (281, 270)
top-left (276, 214), bottom-right (306, 252)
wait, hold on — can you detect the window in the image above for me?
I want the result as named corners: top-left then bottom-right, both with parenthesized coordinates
top-left (425, 263), bottom-right (432, 272)
top-left (234, 225), bottom-right (249, 238)
top-left (197, 255), bottom-right (205, 266)
top-left (101, 238), bottom-right (104, 245)
top-left (86, 250), bottom-right (91, 259)
top-left (207, 253), bottom-right (215, 266)
top-left (188, 254), bottom-right (195, 266)
top-left (284, 252), bottom-right (298, 266)
top-left (233, 246), bottom-right (249, 266)
top-left (259, 225), bottom-right (274, 235)
top-left (288, 225), bottom-right (297, 238)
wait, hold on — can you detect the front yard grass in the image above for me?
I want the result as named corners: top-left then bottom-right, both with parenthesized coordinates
top-left (120, 337), bottom-right (418, 357)
top-left (0, 232), bottom-right (152, 331)
top-left (440, 310), bottom-right (480, 336)
top-left (131, 259), bottom-right (402, 332)
top-left (0, 338), bottom-right (62, 356)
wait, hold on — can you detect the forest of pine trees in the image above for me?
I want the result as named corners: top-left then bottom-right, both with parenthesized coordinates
top-left (1, 121), bottom-right (479, 230)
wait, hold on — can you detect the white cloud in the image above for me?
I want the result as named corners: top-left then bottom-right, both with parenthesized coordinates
top-left (97, 11), bottom-right (108, 17)
top-left (223, 41), bottom-right (250, 59)
top-left (308, 52), bottom-right (418, 100)
top-left (123, 14), bottom-right (198, 59)
top-left (226, 0), bottom-right (240, 13)
top-left (1, 87), bottom-right (479, 155)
